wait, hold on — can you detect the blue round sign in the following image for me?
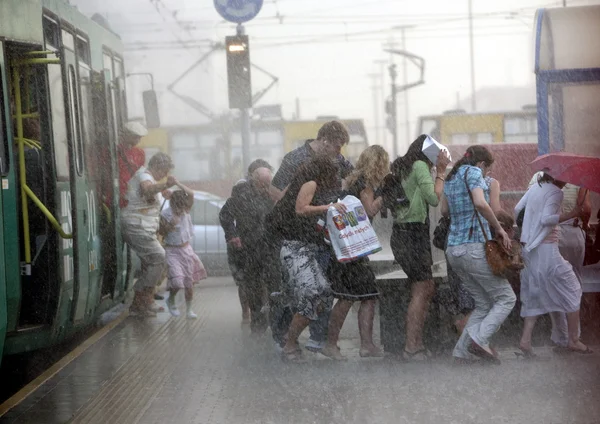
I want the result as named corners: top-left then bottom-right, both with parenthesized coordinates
top-left (214, 0), bottom-right (263, 24)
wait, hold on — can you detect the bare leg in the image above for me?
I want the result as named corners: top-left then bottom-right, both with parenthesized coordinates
top-left (405, 280), bottom-right (435, 353)
top-left (324, 300), bottom-right (353, 350)
top-left (358, 300), bottom-right (377, 350)
top-left (239, 286), bottom-right (250, 322)
top-left (454, 313), bottom-right (471, 336)
top-left (283, 313), bottom-right (310, 353)
top-left (519, 316), bottom-right (539, 351)
top-left (566, 310), bottom-right (589, 351)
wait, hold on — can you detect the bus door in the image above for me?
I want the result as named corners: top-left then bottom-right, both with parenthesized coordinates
top-left (62, 45), bottom-right (90, 323)
top-left (0, 41), bottom-right (9, 361)
top-left (91, 69), bottom-right (120, 299)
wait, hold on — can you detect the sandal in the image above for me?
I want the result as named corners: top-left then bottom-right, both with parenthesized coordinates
top-left (281, 349), bottom-right (308, 363)
top-left (514, 347), bottom-right (537, 359)
top-left (402, 349), bottom-right (431, 362)
top-left (321, 346), bottom-right (348, 361)
top-left (359, 347), bottom-right (385, 358)
top-left (568, 346), bottom-right (594, 355)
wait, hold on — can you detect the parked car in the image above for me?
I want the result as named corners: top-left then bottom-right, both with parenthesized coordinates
top-left (164, 191), bottom-right (229, 273)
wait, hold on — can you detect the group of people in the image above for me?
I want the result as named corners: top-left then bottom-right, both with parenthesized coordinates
top-left (117, 121), bottom-right (207, 319)
top-left (221, 120), bottom-right (595, 364)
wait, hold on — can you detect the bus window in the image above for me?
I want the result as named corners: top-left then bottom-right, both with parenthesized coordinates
top-left (67, 66), bottom-right (84, 176)
top-left (62, 30), bottom-right (75, 51)
top-left (43, 16), bottom-right (60, 49)
top-left (48, 63), bottom-right (69, 180)
top-left (0, 65), bottom-right (6, 175)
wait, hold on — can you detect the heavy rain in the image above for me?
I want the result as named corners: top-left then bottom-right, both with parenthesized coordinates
top-left (0, 0), bottom-right (599, 423)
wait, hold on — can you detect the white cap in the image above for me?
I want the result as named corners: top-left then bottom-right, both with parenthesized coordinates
top-left (123, 121), bottom-right (148, 137)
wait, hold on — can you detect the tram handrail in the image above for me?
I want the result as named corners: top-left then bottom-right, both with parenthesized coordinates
top-left (12, 54), bottom-right (72, 264)
top-left (23, 185), bottom-right (72, 240)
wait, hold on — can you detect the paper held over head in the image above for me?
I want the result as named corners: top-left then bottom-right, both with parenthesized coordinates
top-left (422, 135), bottom-right (451, 166)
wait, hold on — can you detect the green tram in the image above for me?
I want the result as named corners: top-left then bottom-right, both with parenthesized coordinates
top-left (0, 0), bottom-right (141, 364)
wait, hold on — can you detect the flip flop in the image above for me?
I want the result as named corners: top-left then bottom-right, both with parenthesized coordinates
top-left (514, 348), bottom-right (538, 359)
top-left (568, 347), bottom-right (594, 355)
top-left (281, 349), bottom-right (308, 363)
top-left (402, 349), bottom-right (432, 362)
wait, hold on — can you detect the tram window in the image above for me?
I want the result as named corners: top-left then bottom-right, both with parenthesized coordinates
top-left (0, 68), bottom-right (7, 175)
top-left (67, 66), bottom-right (84, 175)
top-left (43, 16), bottom-right (60, 48)
top-left (76, 36), bottom-right (91, 66)
top-left (48, 63), bottom-right (70, 180)
top-left (103, 52), bottom-right (113, 78)
top-left (78, 63), bottom-right (95, 178)
top-left (62, 30), bottom-right (75, 51)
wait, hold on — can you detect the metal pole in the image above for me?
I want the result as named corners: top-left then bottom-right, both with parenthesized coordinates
top-left (389, 64), bottom-right (398, 158)
top-left (374, 59), bottom-right (388, 146)
top-left (237, 23), bottom-right (252, 172)
top-left (401, 27), bottom-right (411, 149)
top-left (468, 0), bottom-right (476, 112)
top-left (368, 73), bottom-right (380, 145)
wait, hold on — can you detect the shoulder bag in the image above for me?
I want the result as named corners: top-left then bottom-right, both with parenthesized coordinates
top-left (463, 169), bottom-right (524, 277)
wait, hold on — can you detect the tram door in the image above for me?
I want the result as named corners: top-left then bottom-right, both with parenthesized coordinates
top-left (62, 46), bottom-right (90, 322)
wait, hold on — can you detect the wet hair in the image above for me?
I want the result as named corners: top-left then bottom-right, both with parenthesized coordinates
top-left (345, 145), bottom-right (390, 189)
top-left (391, 134), bottom-right (431, 181)
top-left (537, 172), bottom-right (555, 186)
top-left (316, 121), bottom-right (350, 145)
top-left (248, 159), bottom-right (273, 175)
top-left (446, 145), bottom-right (494, 181)
top-left (170, 190), bottom-right (191, 216)
top-left (148, 152), bottom-right (174, 171)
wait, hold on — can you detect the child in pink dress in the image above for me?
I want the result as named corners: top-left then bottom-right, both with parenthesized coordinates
top-left (160, 183), bottom-right (207, 319)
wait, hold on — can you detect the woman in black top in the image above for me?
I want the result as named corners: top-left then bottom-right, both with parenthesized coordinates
top-left (322, 145), bottom-right (390, 360)
top-left (269, 156), bottom-right (346, 362)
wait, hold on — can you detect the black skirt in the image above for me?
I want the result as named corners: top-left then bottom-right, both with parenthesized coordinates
top-left (328, 257), bottom-right (379, 301)
top-left (391, 221), bottom-right (433, 282)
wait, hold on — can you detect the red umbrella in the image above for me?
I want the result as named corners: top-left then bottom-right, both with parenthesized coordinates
top-left (530, 152), bottom-right (600, 193)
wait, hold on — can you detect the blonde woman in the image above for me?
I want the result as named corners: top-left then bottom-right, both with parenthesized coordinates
top-left (322, 145), bottom-right (390, 360)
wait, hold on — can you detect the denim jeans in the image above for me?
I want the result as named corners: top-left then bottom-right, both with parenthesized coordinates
top-left (446, 243), bottom-right (516, 359)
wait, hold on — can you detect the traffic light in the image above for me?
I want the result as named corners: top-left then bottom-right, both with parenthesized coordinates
top-left (226, 35), bottom-right (252, 109)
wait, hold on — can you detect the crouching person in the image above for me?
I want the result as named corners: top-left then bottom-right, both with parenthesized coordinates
top-left (122, 153), bottom-right (176, 317)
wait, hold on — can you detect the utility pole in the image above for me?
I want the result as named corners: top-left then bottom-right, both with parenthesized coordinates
top-left (368, 73), bottom-right (381, 145)
top-left (400, 27), bottom-right (411, 150)
top-left (374, 59), bottom-right (388, 146)
top-left (389, 64), bottom-right (398, 158)
top-left (236, 24), bottom-right (251, 172)
top-left (468, 0), bottom-right (476, 112)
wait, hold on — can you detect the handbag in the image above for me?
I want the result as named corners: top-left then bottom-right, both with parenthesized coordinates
top-left (463, 169), bottom-right (524, 277)
top-left (433, 216), bottom-right (450, 250)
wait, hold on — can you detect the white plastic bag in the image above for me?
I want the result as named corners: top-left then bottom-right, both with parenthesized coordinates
top-left (326, 195), bottom-right (382, 263)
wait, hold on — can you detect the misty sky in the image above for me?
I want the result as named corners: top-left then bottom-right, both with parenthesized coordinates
top-left (72, 0), bottom-right (598, 153)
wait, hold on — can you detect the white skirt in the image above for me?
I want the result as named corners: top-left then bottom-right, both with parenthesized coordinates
top-left (520, 242), bottom-right (582, 317)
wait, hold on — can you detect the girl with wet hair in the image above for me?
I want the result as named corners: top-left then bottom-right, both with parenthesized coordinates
top-left (161, 182), bottom-right (208, 319)
top-left (322, 145), bottom-right (390, 360)
top-left (389, 135), bottom-right (450, 361)
top-left (442, 145), bottom-right (515, 364)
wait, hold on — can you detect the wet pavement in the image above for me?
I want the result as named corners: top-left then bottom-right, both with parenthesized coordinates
top-left (1, 277), bottom-right (599, 424)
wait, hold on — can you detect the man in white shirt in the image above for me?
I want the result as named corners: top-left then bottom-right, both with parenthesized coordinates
top-left (122, 152), bottom-right (177, 317)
